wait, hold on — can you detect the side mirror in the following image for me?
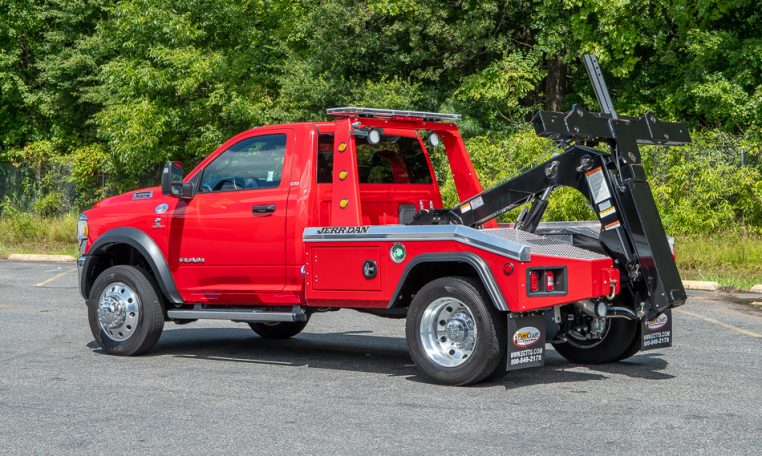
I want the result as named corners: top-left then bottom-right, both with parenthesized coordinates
top-left (161, 162), bottom-right (193, 199)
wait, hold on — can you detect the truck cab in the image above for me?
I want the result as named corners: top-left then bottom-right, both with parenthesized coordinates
top-left (81, 117), bottom-right (462, 305)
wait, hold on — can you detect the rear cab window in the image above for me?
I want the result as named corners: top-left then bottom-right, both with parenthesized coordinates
top-left (317, 134), bottom-right (433, 184)
top-left (315, 130), bottom-right (442, 225)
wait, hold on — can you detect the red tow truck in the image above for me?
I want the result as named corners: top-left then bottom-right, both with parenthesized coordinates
top-left (78, 57), bottom-right (688, 385)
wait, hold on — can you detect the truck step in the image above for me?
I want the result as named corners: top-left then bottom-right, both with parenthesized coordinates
top-left (167, 305), bottom-right (307, 323)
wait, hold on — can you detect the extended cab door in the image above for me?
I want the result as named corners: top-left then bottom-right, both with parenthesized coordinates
top-left (168, 129), bottom-right (294, 304)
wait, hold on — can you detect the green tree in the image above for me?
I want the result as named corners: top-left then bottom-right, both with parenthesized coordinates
top-left (0, 0), bottom-right (759, 233)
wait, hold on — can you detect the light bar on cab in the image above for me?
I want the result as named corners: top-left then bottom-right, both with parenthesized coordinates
top-left (327, 107), bottom-right (461, 122)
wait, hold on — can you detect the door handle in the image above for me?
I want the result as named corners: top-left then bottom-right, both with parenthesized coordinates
top-left (252, 204), bottom-right (276, 214)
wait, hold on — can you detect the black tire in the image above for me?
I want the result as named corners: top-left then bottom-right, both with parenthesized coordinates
top-left (248, 320), bottom-right (308, 339)
top-left (552, 318), bottom-right (638, 364)
top-left (614, 323), bottom-right (642, 361)
top-left (406, 276), bottom-right (507, 386)
top-left (88, 265), bottom-right (164, 356)
top-left (609, 288), bottom-right (642, 362)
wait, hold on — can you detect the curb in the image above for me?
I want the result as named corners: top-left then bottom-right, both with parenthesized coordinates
top-left (682, 280), bottom-right (719, 291)
top-left (7, 254), bottom-right (77, 262)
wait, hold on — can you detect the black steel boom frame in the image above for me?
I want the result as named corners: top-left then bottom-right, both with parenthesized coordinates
top-left (413, 55), bottom-right (691, 317)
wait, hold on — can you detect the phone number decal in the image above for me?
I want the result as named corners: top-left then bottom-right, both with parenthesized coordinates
top-left (643, 330), bottom-right (671, 348)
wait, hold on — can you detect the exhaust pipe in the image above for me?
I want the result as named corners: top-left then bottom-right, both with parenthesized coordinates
top-left (605, 306), bottom-right (637, 320)
top-left (574, 301), bottom-right (638, 320)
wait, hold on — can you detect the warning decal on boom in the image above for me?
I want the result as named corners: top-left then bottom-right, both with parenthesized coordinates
top-left (585, 167), bottom-right (611, 204)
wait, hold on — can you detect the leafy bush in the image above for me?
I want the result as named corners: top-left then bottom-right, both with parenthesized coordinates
top-left (642, 131), bottom-right (762, 234)
top-left (33, 192), bottom-right (67, 218)
top-left (68, 144), bottom-right (110, 208)
top-left (0, 204), bottom-right (47, 244)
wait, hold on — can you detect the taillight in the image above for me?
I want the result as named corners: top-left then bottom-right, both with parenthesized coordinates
top-left (529, 271), bottom-right (539, 292)
top-left (545, 271), bottom-right (555, 291)
top-left (526, 267), bottom-right (566, 296)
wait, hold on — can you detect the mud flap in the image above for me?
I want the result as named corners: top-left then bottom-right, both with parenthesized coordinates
top-left (506, 313), bottom-right (546, 371)
top-left (640, 308), bottom-right (672, 350)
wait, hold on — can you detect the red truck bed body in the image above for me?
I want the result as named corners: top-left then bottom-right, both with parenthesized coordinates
top-left (303, 225), bottom-right (618, 312)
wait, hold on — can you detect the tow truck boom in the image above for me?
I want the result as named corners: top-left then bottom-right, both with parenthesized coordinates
top-left (412, 55), bottom-right (690, 318)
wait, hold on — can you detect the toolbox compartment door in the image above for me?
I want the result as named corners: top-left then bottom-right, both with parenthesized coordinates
top-left (311, 246), bottom-right (382, 291)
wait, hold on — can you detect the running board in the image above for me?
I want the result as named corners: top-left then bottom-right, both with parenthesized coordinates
top-left (167, 306), bottom-right (307, 322)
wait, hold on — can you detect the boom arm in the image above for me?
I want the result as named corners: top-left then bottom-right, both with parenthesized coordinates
top-left (412, 56), bottom-right (691, 317)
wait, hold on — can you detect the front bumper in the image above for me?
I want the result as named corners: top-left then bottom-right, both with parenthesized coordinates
top-left (77, 255), bottom-right (87, 300)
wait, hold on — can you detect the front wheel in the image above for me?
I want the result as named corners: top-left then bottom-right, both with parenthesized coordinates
top-left (406, 277), bottom-right (506, 386)
top-left (87, 265), bottom-right (165, 356)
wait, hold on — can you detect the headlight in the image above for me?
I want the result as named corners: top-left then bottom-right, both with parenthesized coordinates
top-left (77, 214), bottom-right (89, 242)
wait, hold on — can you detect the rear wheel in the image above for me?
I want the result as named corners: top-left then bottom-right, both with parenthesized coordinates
top-left (406, 277), bottom-right (506, 386)
top-left (248, 320), bottom-right (308, 339)
top-left (552, 318), bottom-right (638, 364)
top-left (88, 265), bottom-right (164, 356)
top-left (614, 324), bottom-right (642, 361)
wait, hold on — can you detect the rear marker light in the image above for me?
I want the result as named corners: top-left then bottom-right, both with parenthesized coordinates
top-left (545, 271), bottom-right (555, 292)
top-left (529, 271), bottom-right (539, 292)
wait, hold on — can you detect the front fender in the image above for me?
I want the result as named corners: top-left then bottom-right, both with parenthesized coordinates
top-left (79, 227), bottom-right (183, 304)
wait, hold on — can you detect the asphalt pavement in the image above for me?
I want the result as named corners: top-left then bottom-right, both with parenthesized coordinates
top-left (1, 260), bottom-right (761, 455)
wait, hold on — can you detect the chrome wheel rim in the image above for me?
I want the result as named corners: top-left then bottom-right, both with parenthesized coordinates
top-left (420, 297), bottom-right (477, 367)
top-left (97, 281), bottom-right (140, 342)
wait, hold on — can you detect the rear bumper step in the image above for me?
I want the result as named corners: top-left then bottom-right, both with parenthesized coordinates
top-left (167, 306), bottom-right (306, 323)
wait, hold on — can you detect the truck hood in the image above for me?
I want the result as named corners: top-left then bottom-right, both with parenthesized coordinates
top-left (92, 186), bottom-right (162, 208)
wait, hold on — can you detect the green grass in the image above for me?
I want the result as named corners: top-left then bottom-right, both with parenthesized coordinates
top-left (676, 234), bottom-right (762, 291)
top-left (0, 212), bottom-right (79, 258)
top-left (0, 213), bottom-right (760, 291)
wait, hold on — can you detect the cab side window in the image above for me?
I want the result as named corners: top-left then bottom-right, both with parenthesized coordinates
top-left (200, 134), bottom-right (287, 193)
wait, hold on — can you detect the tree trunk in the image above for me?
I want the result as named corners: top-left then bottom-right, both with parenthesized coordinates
top-left (545, 55), bottom-right (566, 111)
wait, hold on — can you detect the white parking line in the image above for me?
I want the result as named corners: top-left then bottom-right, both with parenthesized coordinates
top-left (676, 308), bottom-right (762, 338)
top-left (34, 270), bottom-right (75, 287)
